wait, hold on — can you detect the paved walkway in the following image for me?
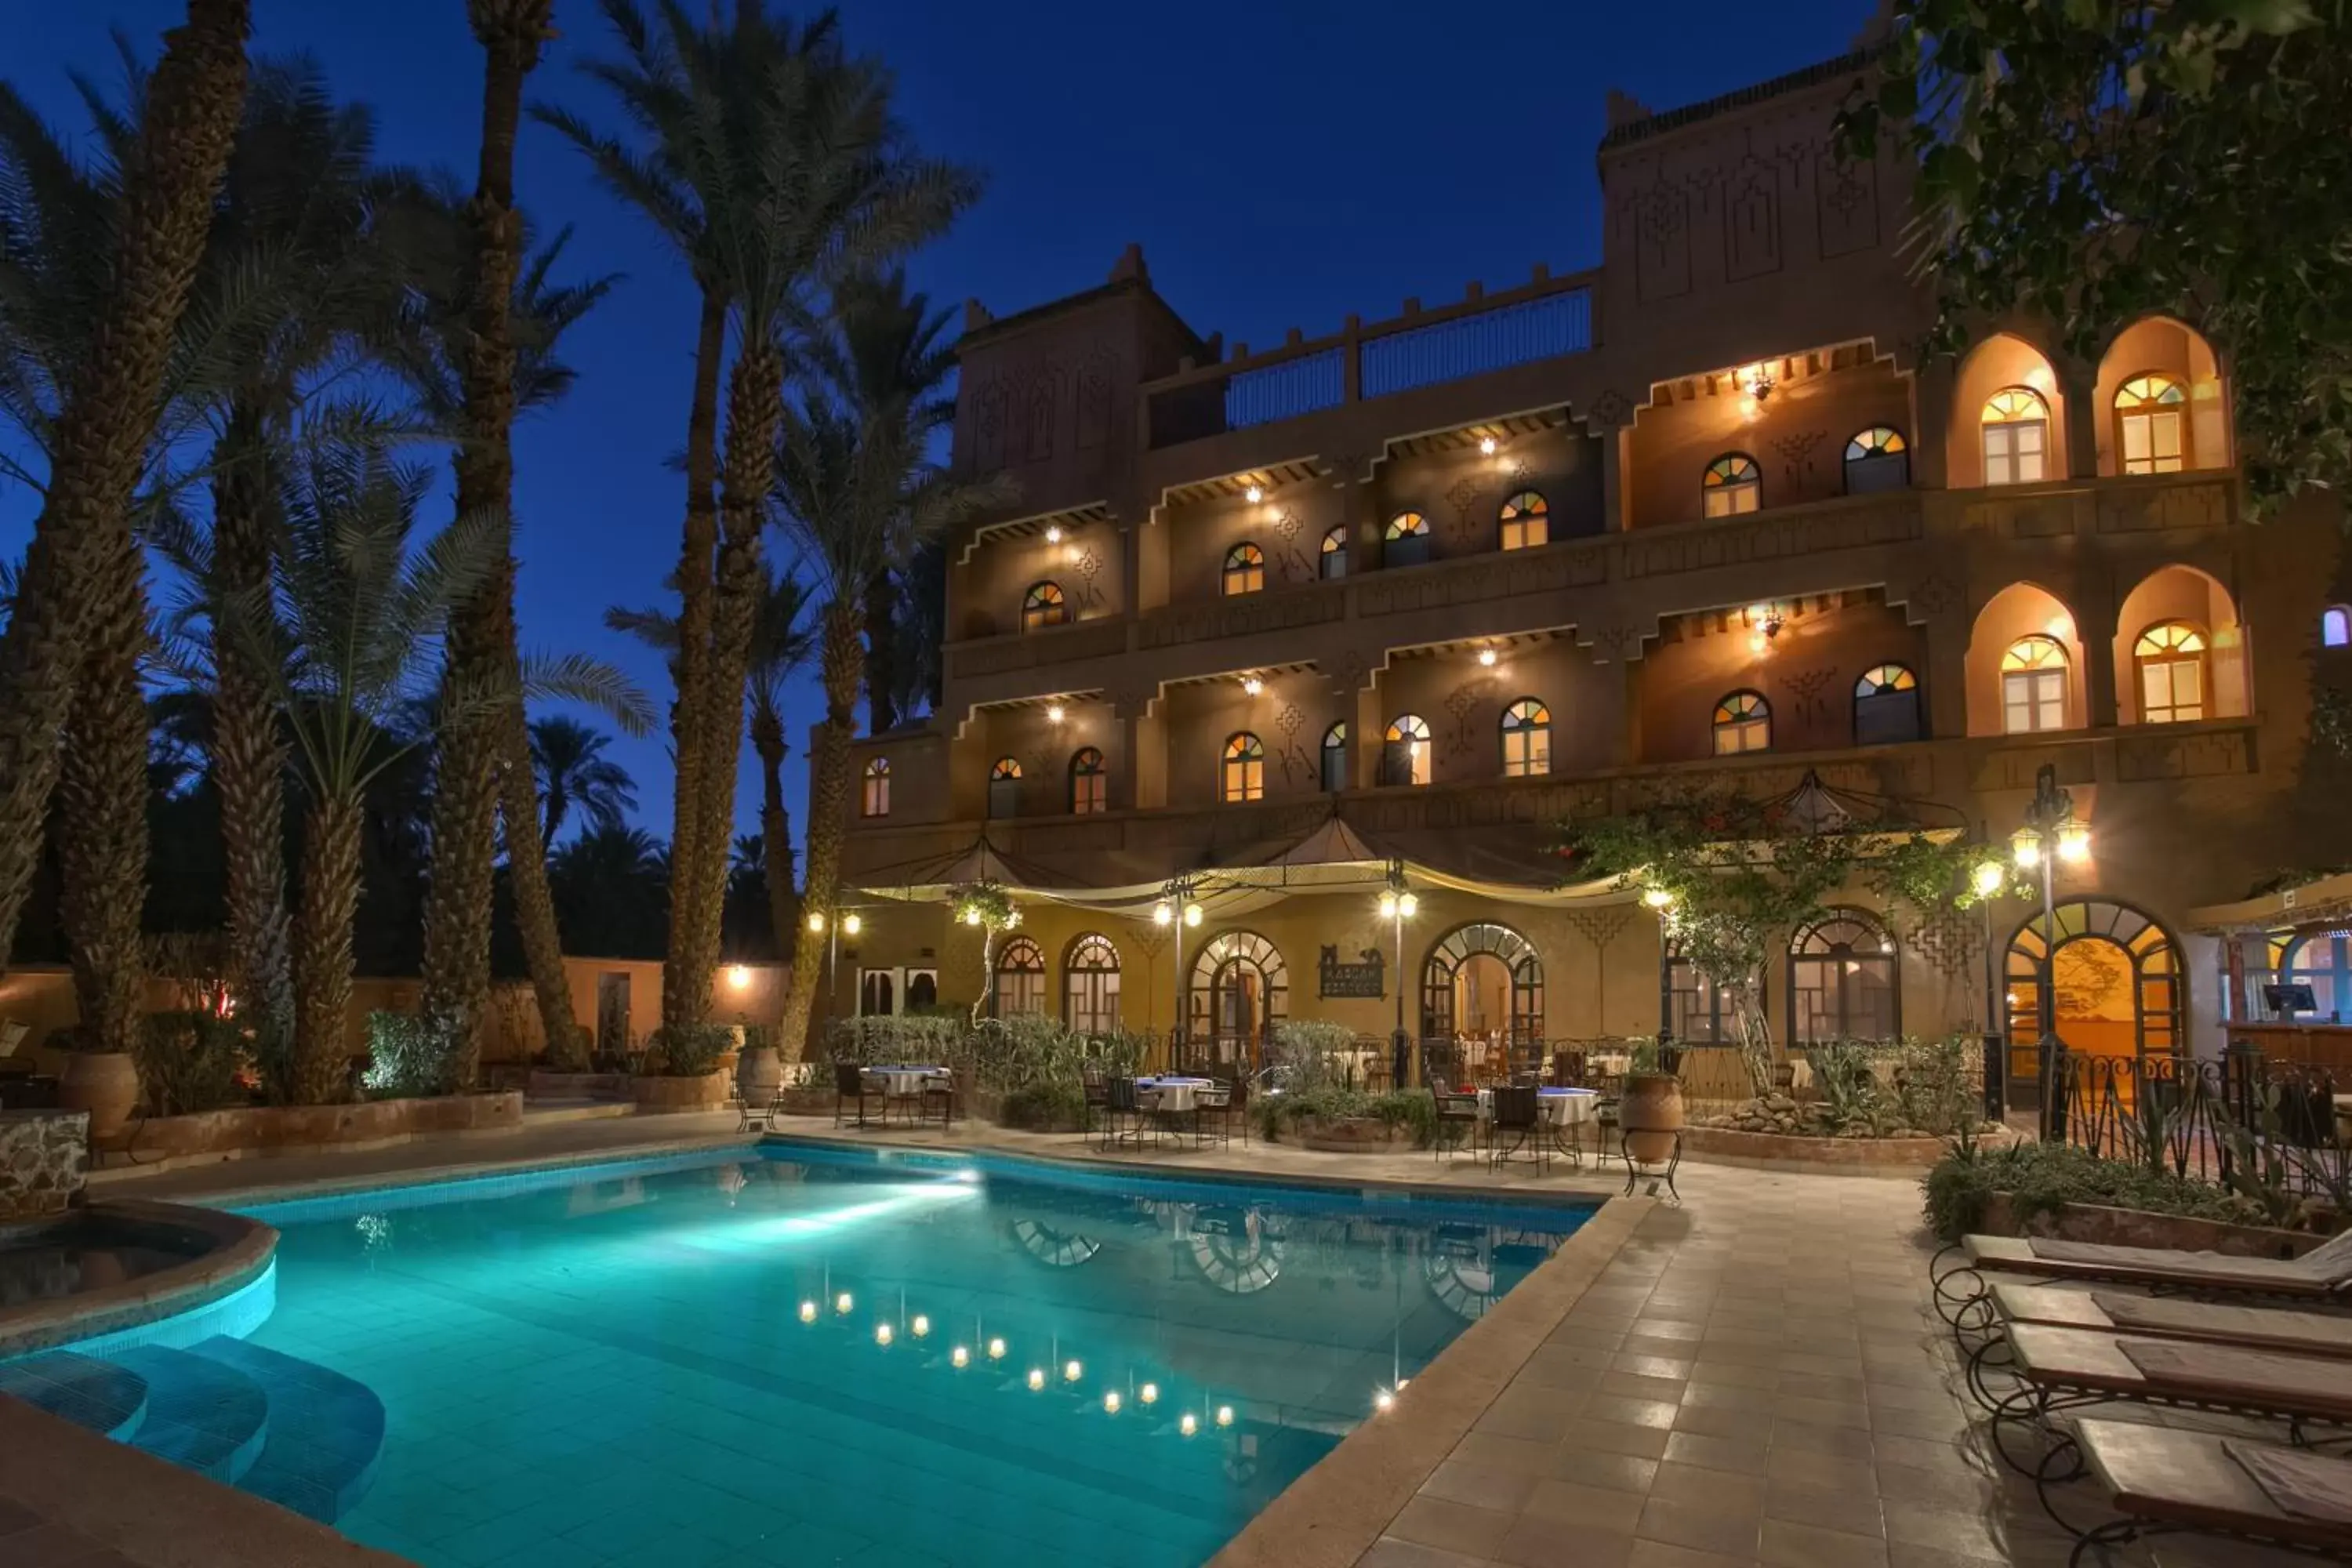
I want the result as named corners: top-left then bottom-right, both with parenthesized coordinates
top-left (86, 1112), bottom-right (2314, 1566)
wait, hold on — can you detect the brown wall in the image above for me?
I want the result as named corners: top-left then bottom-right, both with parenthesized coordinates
top-left (1627, 357), bottom-right (1914, 529)
top-left (1639, 597), bottom-right (1929, 764)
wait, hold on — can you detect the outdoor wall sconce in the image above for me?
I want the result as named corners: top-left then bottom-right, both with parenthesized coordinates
top-left (1045, 524), bottom-right (1062, 543)
top-left (1242, 676), bottom-right (1263, 696)
top-left (1477, 648), bottom-right (1497, 667)
top-left (1746, 602), bottom-right (1784, 655)
top-left (1047, 703), bottom-right (1065, 723)
top-left (1741, 363), bottom-right (1775, 402)
top-left (1479, 436), bottom-right (1497, 456)
top-left (1244, 484), bottom-right (1263, 503)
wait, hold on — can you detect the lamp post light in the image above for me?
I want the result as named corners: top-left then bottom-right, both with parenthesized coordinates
top-left (806, 906), bottom-right (869, 1012)
top-left (2012, 763), bottom-right (2089, 1140)
top-left (1377, 862), bottom-right (1418, 1088)
top-left (1157, 875), bottom-right (1206, 1069)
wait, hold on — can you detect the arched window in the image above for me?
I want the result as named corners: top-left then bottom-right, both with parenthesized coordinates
top-left (2001, 635), bottom-right (2069, 733)
top-left (1500, 699), bottom-right (1551, 777)
top-left (1702, 453), bottom-right (1761, 517)
top-left (1787, 909), bottom-right (1900, 1044)
top-left (1022, 581), bottom-right (1067, 632)
top-left (1319, 525), bottom-right (1348, 579)
top-left (860, 757), bottom-right (891, 818)
top-left (1320, 721), bottom-right (1348, 793)
top-left (1385, 510), bottom-right (1431, 568)
top-left (987, 756), bottom-right (1023, 818)
top-left (2115, 373), bottom-right (2187, 475)
top-left (1712, 691), bottom-right (1770, 755)
top-left (1221, 732), bottom-right (1265, 803)
top-left (1853, 663), bottom-right (1922, 746)
top-left (2280, 932), bottom-right (2348, 1021)
top-left (1069, 747), bottom-right (1107, 814)
top-left (1661, 941), bottom-right (1748, 1044)
top-left (1843, 426), bottom-right (1910, 494)
top-left (1981, 387), bottom-right (2050, 485)
top-left (2326, 606), bottom-right (2352, 649)
top-left (1064, 934), bottom-right (1122, 1034)
top-left (992, 936), bottom-right (1047, 1018)
top-left (1382, 715), bottom-right (1432, 786)
top-left (1222, 542), bottom-right (1265, 596)
top-left (2134, 622), bottom-right (2209, 724)
top-left (1498, 491), bottom-right (1548, 551)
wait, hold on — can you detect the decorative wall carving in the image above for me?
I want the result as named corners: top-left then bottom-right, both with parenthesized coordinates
top-left (1442, 677), bottom-right (1494, 759)
top-left (1073, 546), bottom-right (1106, 612)
top-left (1136, 583), bottom-right (1346, 649)
top-left (1778, 666), bottom-right (1836, 726)
top-left (1768, 429), bottom-right (1828, 485)
top-left (2097, 482), bottom-right (2231, 535)
top-left (1273, 703), bottom-right (1312, 784)
top-left (1816, 147), bottom-right (1879, 257)
top-left (1723, 151), bottom-right (1782, 282)
top-left (1907, 906), bottom-right (1980, 979)
top-left (1353, 546), bottom-right (1603, 617)
top-left (1588, 387), bottom-right (1635, 428)
top-left (1563, 909), bottom-right (1634, 954)
top-left (973, 378), bottom-right (1010, 473)
top-left (1902, 572), bottom-right (1963, 620)
top-left (1269, 510), bottom-right (1312, 583)
top-left (1075, 348), bottom-right (1117, 450)
top-left (1969, 746), bottom-right (2097, 793)
top-left (1444, 477), bottom-right (1486, 544)
top-left (1327, 648), bottom-right (1372, 695)
top-left (1621, 499), bottom-right (1921, 578)
top-left (2116, 727), bottom-right (2256, 782)
top-left (1022, 370), bottom-right (1058, 464)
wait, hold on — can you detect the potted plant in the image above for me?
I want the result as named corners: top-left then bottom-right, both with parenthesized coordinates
top-left (1618, 1036), bottom-right (1685, 1164)
top-left (59, 1025), bottom-right (140, 1140)
top-left (633, 1023), bottom-right (735, 1112)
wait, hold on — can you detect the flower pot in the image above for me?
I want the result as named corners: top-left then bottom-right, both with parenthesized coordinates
top-left (60, 1051), bottom-right (140, 1140)
top-left (1619, 1072), bottom-right (1685, 1164)
top-left (737, 1046), bottom-right (783, 1103)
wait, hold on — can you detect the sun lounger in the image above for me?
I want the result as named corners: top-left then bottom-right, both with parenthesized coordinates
top-left (1987, 1283), bottom-right (2352, 1358)
top-left (2049, 1419), bottom-right (2352, 1565)
top-left (1931, 1227), bottom-right (2352, 1333)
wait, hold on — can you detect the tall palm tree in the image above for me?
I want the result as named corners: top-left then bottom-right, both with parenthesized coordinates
top-left (549, 823), bottom-right (670, 960)
top-left (0, 0), bottom-right (251, 1014)
top-left (545, 1), bottom-right (977, 1040)
top-left (528, 716), bottom-right (637, 847)
top-left (771, 271), bottom-right (1003, 1062)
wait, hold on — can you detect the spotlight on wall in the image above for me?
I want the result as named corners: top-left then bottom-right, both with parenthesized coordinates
top-left (1477, 648), bottom-right (1497, 667)
top-left (1044, 524), bottom-right (1063, 544)
top-left (1479, 436), bottom-right (1497, 456)
top-left (725, 964), bottom-right (752, 991)
top-left (1741, 363), bottom-right (1776, 403)
top-left (1242, 677), bottom-right (1263, 696)
top-left (1244, 484), bottom-right (1263, 503)
top-left (1047, 703), bottom-right (1065, 724)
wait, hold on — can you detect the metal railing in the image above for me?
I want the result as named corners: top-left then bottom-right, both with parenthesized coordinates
top-left (1361, 290), bottom-right (1593, 398)
top-left (2046, 1045), bottom-right (2350, 1197)
top-left (1224, 347), bottom-right (1345, 430)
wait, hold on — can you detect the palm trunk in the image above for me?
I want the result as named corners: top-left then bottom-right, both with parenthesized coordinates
top-left (673, 338), bottom-right (784, 1030)
top-left (292, 789), bottom-right (361, 1104)
top-left (209, 409), bottom-right (296, 1086)
top-left (776, 601), bottom-right (862, 1062)
top-left (56, 524), bottom-right (151, 1055)
top-left (659, 287), bottom-right (728, 1033)
top-left (497, 694), bottom-right (585, 1066)
top-left (752, 701), bottom-right (800, 956)
top-left (0, 0), bottom-right (249, 973)
top-left (863, 568), bottom-right (899, 735)
top-left (419, 0), bottom-right (553, 1085)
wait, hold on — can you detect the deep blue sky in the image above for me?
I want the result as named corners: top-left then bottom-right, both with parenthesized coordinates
top-left (1, 0), bottom-right (1871, 851)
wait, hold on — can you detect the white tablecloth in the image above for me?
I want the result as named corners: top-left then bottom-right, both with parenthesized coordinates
top-left (1476, 1088), bottom-right (1597, 1127)
top-left (865, 1067), bottom-right (948, 1097)
top-left (1138, 1076), bottom-right (1214, 1114)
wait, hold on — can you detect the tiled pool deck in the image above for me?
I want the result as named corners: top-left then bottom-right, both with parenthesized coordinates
top-left (17, 1112), bottom-right (2320, 1566)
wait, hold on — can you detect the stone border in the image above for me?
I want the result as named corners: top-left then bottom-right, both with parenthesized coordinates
top-left (92, 1092), bottom-right (526, 1176)
top-left (0, 1199), bottom-right (276, 1359)
top-left (1207, 1195), bottom-right (1652, 1568)
top-left (1679, 1124), bottom-right (2009, 1175)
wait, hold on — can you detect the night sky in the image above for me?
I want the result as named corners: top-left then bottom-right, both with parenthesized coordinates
top-left (0, 0), bottom-right (1871, 850)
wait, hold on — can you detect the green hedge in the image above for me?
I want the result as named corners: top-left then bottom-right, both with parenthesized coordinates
top-left (1922, 1138), bottom-right (2273, 1243)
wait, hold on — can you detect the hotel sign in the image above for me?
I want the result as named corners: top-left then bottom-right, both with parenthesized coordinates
top-left (1317, 945), bottom-right (1385, 1000)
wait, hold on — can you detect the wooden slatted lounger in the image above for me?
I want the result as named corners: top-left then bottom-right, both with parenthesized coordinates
top-left (1930, 1229), bottom-right (2352, 1335)
top-left (2055, 1419), bottom-right (2352, 1566)
top-left (1963, 1284), bottom-right (2352, 1410)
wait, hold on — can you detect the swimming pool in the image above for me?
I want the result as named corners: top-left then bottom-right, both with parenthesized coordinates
top-left (234, 1139), bottom-right (1595, 1567)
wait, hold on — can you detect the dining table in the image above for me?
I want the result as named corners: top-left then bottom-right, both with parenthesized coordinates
top-left (862, 1064), bottom-right (953, 1124)
top-left (1475, 1086), bottom-right (1597, 1162)
top-left (1135, 1076), bottom-right (1218, 1142)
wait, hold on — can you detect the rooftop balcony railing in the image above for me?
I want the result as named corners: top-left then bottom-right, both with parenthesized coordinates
top-left (1145, 270), bottom-right (1596, 449)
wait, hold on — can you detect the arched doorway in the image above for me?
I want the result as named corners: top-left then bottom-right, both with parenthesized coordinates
top-left (2005, 899), bottom-right (2183, 1093)
top-left (1421, 924), bottom-right (1544, 1071)
top-left (1187, 931), bottom-right (1287, 1072)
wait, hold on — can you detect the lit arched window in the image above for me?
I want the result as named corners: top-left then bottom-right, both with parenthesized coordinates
top-left (1064, 934), bottom-right (1121, 1034)
top-left (1385, 510), bottom-right (1431, 567)
top-left (1222, 732), bottom-right (1265, 803)
top-left (860, 757), bottom-right (890, 818)
top-left (1843, 426), bottom-right (1909, 494)
top-left (1022, 581), bottom-right (1067, 632)
top-left (1982, 387), bottom-right (2049, 485)
top-left (1382, 715), bottom-right (1432, 786)
top-left (1222, 542), bottom-right (1264, 596)
top-left (1320, 721), bottom-right (1348, 792)
top-left (987, 756), bottom-right (1023, 818)
top-left (2326, 606), bottom-right (2352, 648)
top-left (1788, 909), bottom-right (1900, 1044)
top-left (1498, 491), bottom-right (1548, 550)
top-left (1702, 453), bottom-right (1761, 517)
top-left (2001, 635), bottom-right (2070, 733)
top-left (1853, 663), bottom-right (1921, 745)
top-left (2134, 622), bottom-right (2209, 724)
top-left (1500, 699), bottom-right (1551, 777)
top-left (993, 936), bottom-right (1047, 1018)
top-left (1069, 747), bottom-right (1106, 814)
top-left (1319, 524), bottom-right (1348, 579)
top-left (1712, 691), bottom-right (1770, 754)
top-left (2116, 373), bottom-right (2187, 475)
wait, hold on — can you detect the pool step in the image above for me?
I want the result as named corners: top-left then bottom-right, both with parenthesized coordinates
top-left (0, 1349), bottom-right (147, 1441)
top-left (183, 1338), bottom-right (384, 1523)
top-left (111, 1345), bottom-right (270, 1485)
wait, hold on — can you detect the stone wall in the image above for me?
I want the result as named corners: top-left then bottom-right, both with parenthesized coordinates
top-left (0, 1109), bottom-right (89, 1220)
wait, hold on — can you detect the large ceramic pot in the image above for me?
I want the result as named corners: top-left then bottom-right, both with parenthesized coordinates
top-left (737, 1046), bottom-right (783, 1103)
top-left (60, 1051), bottom-right (140, 1140)
top-left (1619, 1072), bottom-right (1686, 1164)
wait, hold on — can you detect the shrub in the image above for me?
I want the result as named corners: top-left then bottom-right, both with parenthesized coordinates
top-left (136, 1010), bottom-right (248, 1116)
top-left (998, 1080), bottom-right (1086, 1130)
top-left (739, 1022), bottom-right (779, 1057)
top-left (1921, 1138), bottom-right (2274, 1243)
top-left (361, 1011), bottom-right (462, 1099)
top-left (651, 1022), bottom-right (733, 1078)
top-left (1261, 1086), bottom-right (1439, 1148)
top-left (822, 1014), bottom-right (963, 1070)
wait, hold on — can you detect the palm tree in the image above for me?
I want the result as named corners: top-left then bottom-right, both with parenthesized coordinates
top-left (528, 717), bottom-right (637, 847)
top-left (544, 1), bottom-right (978, 1040)
top-left (771, 271), bottom-right (1004, 1062)
top-left (549, 823), bottom-right (669, 959)
top-left (0, 0), bottom-right (252, 1019)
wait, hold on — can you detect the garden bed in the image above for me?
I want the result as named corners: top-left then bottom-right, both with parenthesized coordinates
top-left (1294, 1115), bottom-right (1413, 1153)
top-left (1968, 1194), bottom-right (2323, 1259)
top-left (1678, 1123), bottom-right (2010, 1174)
top-left (94, 1091), bottom-right (523, 1163)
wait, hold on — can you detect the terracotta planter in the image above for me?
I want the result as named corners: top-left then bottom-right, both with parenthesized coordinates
top-left (631, 1069), bottom-right (731, 1113)
top-left (737, 1047), bottom-right (783, 1103)
top-left (1619, 1072), bottom-right (1685, 1164)
top-left (60, 1053), bottom-right (139, 1140)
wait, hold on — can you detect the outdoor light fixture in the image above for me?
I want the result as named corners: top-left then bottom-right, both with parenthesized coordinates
top-left (1244, 485), bottom-right (1263, 503)
top-left (1140, 1383), bottom-right (1160, 1405)
top-left (1375, 1389), bottom-right (1396, 1412)
top-left (1477, 648), bottom-right (1497, 667)
top-left (1065, 1359), bottom-right (1083, 1382)
top-left (836, 1292), bottom-right (855, 1315)
top-left (843, 913), bottom-right (862, 936)
top-left (1399, 893), bottom-right (1418, 919)
top-left (911, 1315), bottom-right (930, 1338)
top-left (2058, 822), bottom-right (2092, 862)
top-left (1973, 860), bottom-right (2005, 897)
top-left (1741, 364), bottom-right (1775, 403)
top-left (1180, 1413), bottom-right (1199, 1436)
top-left (1378, 891), bottom-right (1398, 919)
top-left (726, 964), bottom-right (752, 991)
top-left (1242, 677), bottom-right (1263, 696)
top-left (1215, 1406), bottom-right (1235, 1428)
top-left (806, 910), bottom-right (826, 932)
top-left (1479, 436), bottom-right (1497, 456)
top-left (1103, 1391), bottom-right (1122, 1414)
top-left (951, 1345), bottom-right (969, 1367)
top-left (2012, 827), bottom-right (2042, 869)
top-left (1045, 524), bottom-right (1063, 544)
top-left (1047, 703), bottom-right (1065, 724)
top-left (1643, 887), bottom-right (1675, 910)
top-left (1184, 903), bottom-right (1203, 927)
top-left (963, 906), bottom-right (983, 927)
top-left (1028, 1369), bottom-right (1047, 1391)
top-left (875, 1323), bottom-right (894, 1346)
top-left (988, 1338), bottom-right (1007, 1360)
top-left (1153, 900), bottom-right (1173, 926)
top-left (799, 1301), bottom-right (818, 1323)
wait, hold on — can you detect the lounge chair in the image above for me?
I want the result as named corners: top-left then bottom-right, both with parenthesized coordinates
top-left (1932, 1227), bottom-right (2352, 1334)
top-left (2049, 1419), bottom-right (2352, 1566)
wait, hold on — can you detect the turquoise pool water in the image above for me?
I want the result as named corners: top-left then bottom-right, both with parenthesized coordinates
top-left (234, 1142), bottom-right (1594, 1568)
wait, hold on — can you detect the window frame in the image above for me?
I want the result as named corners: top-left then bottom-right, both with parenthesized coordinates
top-left (2114, 372), bottom-right (2188, 476)
top-left (1320, 721), bottom-right (1348, 793)
top-left (986, 755), bottom-right (1024, 818)
top-left (2000, 634), bottom-right (2071, 734)
top-left (1021, 580), bottom-right (1068, 633)
top-left (1981, 386), bottom-right (2051, 486)
top-left (1701, 452), bottom-right (1762, 517)
top-left (1852, 662), bottom-right (1922, 746)
top-left (1382, 714), bottom-right (1432, 786)
top-left (860, 756), bottom-right (891, 818)
top-left (1221, 731), bottom-right (1265, 803)
top-left (1499, 698), bottom-right (1552, 777)
top-left (1384, 510), bottom-right (1432, 568)
top-left (1498, 490), bottom-right (1549, 551)
top-left (991, 935), bottom-right (1048, 1018)
top-left (1221, 541), bottom-right (1265, 597)
top-left (1711, 690), bottom-right (1771, 755)
top-left (1319, 524), bottom-right (1348, 579)
top-left (2325, 606), bottom-right (2352, 649)
top-left (2132, 620), bottom-right (2209, 724)
top-left (1069, 746), bottom-right (1107, 814)
top-left (1062, 934), bottom-right (1123, 1035)
top-left (1842, 426), bottom-right (1911, 495)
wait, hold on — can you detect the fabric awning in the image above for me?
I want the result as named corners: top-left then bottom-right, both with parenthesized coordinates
top-left (2186, 872), bottom-right (2352, 935)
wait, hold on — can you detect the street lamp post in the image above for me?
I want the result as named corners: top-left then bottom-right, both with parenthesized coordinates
top-left (1377, 863), bottom-right (1418, 1089)
top-left (1154, 877), bottom-right (1204, 1070)
top-left (804, 906), bottom-right (865, 1014)
top-left (2011, 763), bottom-right (2089, 1141)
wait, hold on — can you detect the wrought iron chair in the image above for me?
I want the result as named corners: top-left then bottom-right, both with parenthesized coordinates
top-left (833, 1062), bottom-right (874, 1128)
top-left (1100, 1076), bottom-right (1146, 1151)
top-left (1434, 1091), bottom-right (1481, 1162)
top-left (1489, 1084), bottom-right (1548, 1171)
